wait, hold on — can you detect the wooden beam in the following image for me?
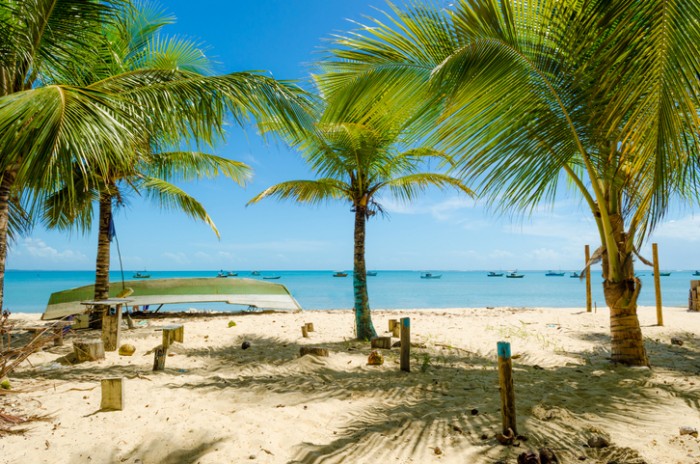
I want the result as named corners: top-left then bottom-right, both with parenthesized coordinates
top-left (101, 303), bottom-right (122, 351)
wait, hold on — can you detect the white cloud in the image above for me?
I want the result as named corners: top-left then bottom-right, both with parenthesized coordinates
top-left (654, 215), bottom-right (700, 242)
top-left (16, 238), bottom-right (87, 262)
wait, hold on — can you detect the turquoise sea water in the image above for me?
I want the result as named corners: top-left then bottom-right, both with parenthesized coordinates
top-left (3, 269), bottom-right (695, 314)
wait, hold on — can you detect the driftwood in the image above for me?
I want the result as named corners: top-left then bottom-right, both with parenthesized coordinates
top-left (299, 347), bottom-right (329, 357)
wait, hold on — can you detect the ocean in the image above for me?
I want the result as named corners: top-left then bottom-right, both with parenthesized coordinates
top-left (3, 269), bottom-right (695, 314)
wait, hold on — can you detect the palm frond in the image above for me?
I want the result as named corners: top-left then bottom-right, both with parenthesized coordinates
top-left (248, 179), bottom-right (349, 206)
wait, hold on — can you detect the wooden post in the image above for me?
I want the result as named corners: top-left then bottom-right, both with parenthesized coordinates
top-left (585, 245), bottom-right (592, 313)
top-left (100, 378), bottom-right (124, 411)
top-left (101, 303), bottom-right (122, 351)
top-left (162, 325), bottom-right (184, 349)
top-left (73, 339), bottom-right (105, 362)
top-left (301, 325), bottom-right (309, 338)
top-left (392, 324), bottom-right (400, 338)
top-left (690, 280), bottom-right (700, 312)
top-left (388, 319), bottom-right (398, 332)
top-left (371, 336), bottom-right (392, 349)
top-left (652, 243), bottom-right (663, 326)
top-left (497, 341), bottom-right (517, 435)
top-left (400, 317), bottom-right (410, 372)
top-left (53, 326), bottom-right (64, 346)
top-left (305, 322), bottom-right (315, 332)
top-left (299, 346), bottom-right (329, 357)
top-left (153, 345), bottom-right (167, 371)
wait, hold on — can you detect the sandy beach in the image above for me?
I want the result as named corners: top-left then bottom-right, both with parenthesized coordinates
top-left (2, 306), bottom-right (699, 464)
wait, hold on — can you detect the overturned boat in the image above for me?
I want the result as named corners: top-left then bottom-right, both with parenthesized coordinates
top-left (42, 277), bottom-right (302, 320)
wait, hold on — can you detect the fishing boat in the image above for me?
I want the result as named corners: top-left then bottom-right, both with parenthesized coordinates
top-left (366, 271), bottom-right (377, 276)
top-left (42, 277), bottom-right (303, 320)
top-left (420, 272), bottom-right (442, 279)
top-left (333, 271), bottom-right (348, 277)
top-left (693, 271), bottom-right (700, 276)
top-left (133, 271), bottom-right (151, 279)
top-left (227, 271), bottom-right (238, 277)
top-left (652, 272), bottom-right (671, 277)
top-left (263, 275), bottom-right (281, 280)
top-left (251, 271), bottom-right (261, 276)
top-left (487, 271), bottom-right (504, 277)
top-left (545, 271), bottom-right (565, 276)
top-left (570, 272), bottom-right (581, 278)
top-left (506, 272), bottom-right (524, 278)
top-left (216, 271), bottom-right (228, 278)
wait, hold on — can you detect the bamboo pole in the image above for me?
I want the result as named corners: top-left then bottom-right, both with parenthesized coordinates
top-left (585, 245), bottom-right (592, 313)
top-left (497, 341), bottom-right (517, 435)
top-left (400, 317), bottom-right (410, 372)
top-left (652, 243), bottom-right (663, 326)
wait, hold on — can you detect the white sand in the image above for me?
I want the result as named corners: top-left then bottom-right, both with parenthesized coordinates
top-left (2, 306), bottom-right (699, 463)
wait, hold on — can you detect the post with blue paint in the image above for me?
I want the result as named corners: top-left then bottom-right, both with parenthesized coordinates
top-left (400, 317), bottom-right (410, 372)
top-left (497, 341), bottom-right (517, 435)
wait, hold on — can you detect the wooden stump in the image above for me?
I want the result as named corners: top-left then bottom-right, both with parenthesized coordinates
top-left (299, 346), bottom-right (329, 357)
top-left (690, 280), bottom-right (700, 312)
top-left (388, 319), bottom-right (398, 332)
top-left (153, 345), bottom-right (167, 371)
top-left (392, 325), bottom-right (401, 338)
top-left (305, 322), bottom-right (315, 332)
top-left (53, 326), bottom-right (64, 346)
top-left (301, 325), bottom-right (309, 338)
top-left (100, 378), bottom-right (124, 411)
top-left (101, 304), bottom-right (123, 352)
top-left (162, 325), bottom-right (184, 349)
top-left (73, 339), bottom-right (105, 362)
top-left (371, 336), bottom-right (392, 349)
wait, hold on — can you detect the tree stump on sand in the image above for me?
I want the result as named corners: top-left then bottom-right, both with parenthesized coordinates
top-left (301, 325), bottom-right (309, 338)
top-left (388, 319), bottom-right (398, 331)
top-left (690, 280), bottom-right (700, 312)
top-left (371, 336), bottom-right (392, 349)
top-left (305, 322), bottom-right (315, 332)
top-left (73, 339), bottom-right (105, 362)
top-left (100, 378), bottom-right (124, 411)
top-left (299, 347), bottom-right (329, 357)
top-left (153, 345), bottom-right (167, 371)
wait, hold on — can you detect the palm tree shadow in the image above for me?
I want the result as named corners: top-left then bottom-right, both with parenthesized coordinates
top-left (164, 335), bottom-right (686, 463)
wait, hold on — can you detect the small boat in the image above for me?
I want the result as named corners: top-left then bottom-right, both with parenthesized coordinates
top-left (216, 271), bottom-right (228, 278)
top-left (333, 272), bottom-right (348, 277)
top-left (227, 271), bottom-right (238, 277)
top-left (251, 271), bottom-right (261, 276)
top-left (366, 271), bottom-right (377, 276)
top-left (133, 271), bottom-right (151, 279)
top-left (487, 271), bottom-right (504, 277)
top-left (420, 272), bottom-right (442, 279)
top-left (652, 272), bottom-right (671, 277)
top-left (263, 275), bottom-right (281, 280)
top-left (506, 272), bottom-right (524, 278)
top-left (693, 271), bottom-right (700, 276)
top-left (545, 271), bottom-right (565, 276)
top-left (570, 272), bottom-right (581, 278)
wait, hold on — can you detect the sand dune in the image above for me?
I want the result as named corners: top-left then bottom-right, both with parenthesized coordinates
top-left (2, 306), bottom-right (699, 463)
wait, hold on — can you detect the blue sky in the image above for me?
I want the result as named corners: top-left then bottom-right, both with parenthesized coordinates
top-left (8, 0), bottom-right (700, 271)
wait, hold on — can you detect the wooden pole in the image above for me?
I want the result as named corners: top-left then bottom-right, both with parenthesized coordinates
top-left (497, 341), bottom-right (517, 435)
top-left (305, 322), bottom-right (315, 332)
top-left (73, 339), bottom-right (105, 362)
top-left (301, 325), bottom-right (308, 338)
top-left (400, 317), bottom-right (410, 372)
top-left (388, 319), bottom-right (398, 332)
top-left (585, 245), bottom-right (592, 313)
top-left (100, 378), bottom-right (124, 411)
top-left (101, 303), bottom-right (122, 351)
top-left (652, 243), bottom-right (663, 326)
top-left (153, 345), bottom-right (167, 371)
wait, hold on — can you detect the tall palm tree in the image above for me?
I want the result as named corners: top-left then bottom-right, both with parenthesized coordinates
top-left (318, 0), bottom-right (700, 365)
top-left (249, 120), bottom-right (473, 340)
top-left (0, 1), bottom-right (312, 310)
top-left (42, 2), bottom-right (253, 305)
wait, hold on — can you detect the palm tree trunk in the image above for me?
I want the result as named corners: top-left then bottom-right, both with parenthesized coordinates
top-left (602, 216), bottom-right (649, 366)
top-left (353, 206), bottom-right (376, 340)
top-left (91, 192), bottom-right (113, 328)
top-left (0, 169), bottom-right (17, 311)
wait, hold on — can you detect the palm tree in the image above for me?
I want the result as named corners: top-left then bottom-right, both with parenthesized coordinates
top-left (249, 120), bottom-right (473, 340)
top-left (317, 0), bottom-right (700, 365)
top-left (42, 2), bottom-right (253, 306)
top-left (0, 0), bottom-right (141, 310)
top-left (0, 1), bottom-right (312, 310)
